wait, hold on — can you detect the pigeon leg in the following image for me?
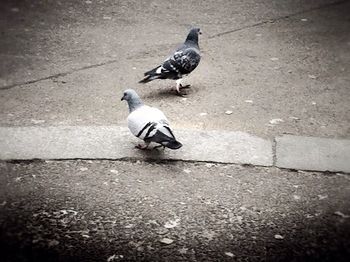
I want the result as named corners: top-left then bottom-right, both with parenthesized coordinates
top-left (135, 142), bottom-right (150, 150)
top-left (175, 79), bottom-right (187, 96)
top-left (153, 144), bottom-right (166, 150)
top-left (175, 79), bottom-right (182, 94)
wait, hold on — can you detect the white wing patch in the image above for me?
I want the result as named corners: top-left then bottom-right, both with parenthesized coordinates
top-left (156, 66), bottom-right (163, 74)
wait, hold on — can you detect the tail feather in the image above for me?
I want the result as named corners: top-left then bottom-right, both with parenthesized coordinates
top-left (163, 140), bottom-right (182, 150)
top-left (139, 66), bottom-right (160, 84)
top-left (147, 130), bottom-right (182, 150)
top-left (139, 75), bottom-right (153, 83)
top-left (144, 67), bottom-right (158, 76)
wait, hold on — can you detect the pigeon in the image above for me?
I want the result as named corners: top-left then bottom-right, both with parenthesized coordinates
top-left (139, 28), bottom-right (201, 95)
top-left (121, 89), bottom-right (182, 150)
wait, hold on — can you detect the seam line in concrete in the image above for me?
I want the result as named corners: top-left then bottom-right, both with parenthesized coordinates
top-left (207, 0), bottom-right (348, 39)
top-left (272, 137), bottom-right (277, 166)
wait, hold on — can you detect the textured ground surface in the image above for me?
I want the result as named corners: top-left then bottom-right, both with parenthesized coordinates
top-left (0, 160), bottom-right (350, 261)
top-left (1, 0), bottom-right (350, 261)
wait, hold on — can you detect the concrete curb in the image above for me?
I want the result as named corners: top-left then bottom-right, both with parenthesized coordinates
top-left (0, 126), bottom-right (349, 173)
top-left (275, 135), bottom-right (350, 173)
top-left (0, 126), bottom-right (272, 166)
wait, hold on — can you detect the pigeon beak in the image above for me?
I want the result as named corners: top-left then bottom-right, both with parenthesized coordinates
top-left (199, 30), bottom-right (202, 35)
top-left (121, 96), bottom-right (125, 101)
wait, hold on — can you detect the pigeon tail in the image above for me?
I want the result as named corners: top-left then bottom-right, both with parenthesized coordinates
top-left (164, 140), bottom-right (182, 150)
top-left (139, 66), bottom-right (161, 83)
top-left (145, 129), bottom-right (182, 150)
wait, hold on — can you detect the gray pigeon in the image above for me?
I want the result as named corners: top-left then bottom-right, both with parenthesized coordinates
top-left (121, 89), bottom-right (182, 150)
top-left (139, 28), bottom-right (201, 95)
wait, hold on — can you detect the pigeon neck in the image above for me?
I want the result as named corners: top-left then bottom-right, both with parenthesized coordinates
top-left (185, 34), bottom-right (199, 47)
top-left (127, 99), bottom-right (143, 113)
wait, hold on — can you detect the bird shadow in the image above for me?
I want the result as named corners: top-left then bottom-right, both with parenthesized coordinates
top-left (132, 144), bottom-right (166, 159)
top-left (141, 87), bottom-right (193, 100)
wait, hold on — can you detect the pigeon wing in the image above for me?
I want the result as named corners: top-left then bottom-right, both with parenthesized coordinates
top-left (162, 47), bottom-right (201, 76)
top-left (127, 106), bottom-right (169, 139)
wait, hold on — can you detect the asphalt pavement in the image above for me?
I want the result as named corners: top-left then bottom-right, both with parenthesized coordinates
top-left (1, 160), bottom-right (350, 261)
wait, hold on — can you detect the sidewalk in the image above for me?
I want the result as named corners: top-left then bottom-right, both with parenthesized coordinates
top-left (1, 126), bottom-right (349, 173)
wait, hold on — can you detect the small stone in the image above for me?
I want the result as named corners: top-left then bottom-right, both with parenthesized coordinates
top-left (79, 167), bottom-right (88, 171)
top-left (179, 247), bottom-right (188, 254)
top-left (199, 112), bottom-right (207, 116)
top-left (110, 169), bottom-right (119, 174)
top-left (48, 239), bottom-right (59, 247)
top-left (107, 254), bottom-right (116, 262)
top-left (334, 211), bottom-right (350, 218)
top-left (164, 219), bottom-right (180, 229)
top-left (311, 101), bottom-right (317, 105)
top-left (31, 119), bottom-right (46, 124)
top-left (85, 0), bottom-right (92, 4)
top-left (225, 252), bottom-right (235, 257)
top-left (317, 194), bottom-right (328, 200)
top-left (225, 110), bottom-right (233, 115)
top-left (293, 195), bottom-right (301, 200)
top-left (274, 234), bottom-right (284, 240)
top-left (308, 74), bottom-right (317, 79)
top-left (159, 238), bottom-right (174, 244)
top-left (14, 177), bottom-right (23, 182)
top-left (301, 18), bottom-right (308, 22)
top-left (270, 57), bottom-right (279, 61)
top-left (244, 99), bottom-right (253, 103)
top-left (103, 16), bottom-right (112, 20)
top-left (269, 118), bottom-right (284, 125)
top-left (289, 116), bottom-right (300, 121)
top-left (183, 169), bottom-right (191, 174)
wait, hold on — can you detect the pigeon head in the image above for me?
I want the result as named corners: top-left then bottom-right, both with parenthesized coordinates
top-left (121, 89), bottom-right (143, 112)
top-left (185, 28), bottom-right (201, 45)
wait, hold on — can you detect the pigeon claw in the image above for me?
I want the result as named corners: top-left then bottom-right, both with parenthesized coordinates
top-left (135, 143), bottom-right (149, 150)
top-left (176, 90), bottom-right (187, 97)
top-left (153, 144), bottom-right (166, 150)
top-left (179, 84), bottom-right (191, 89)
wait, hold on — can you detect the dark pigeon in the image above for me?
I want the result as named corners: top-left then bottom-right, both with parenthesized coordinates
top-left (139, 28), bottom-right (201, 95)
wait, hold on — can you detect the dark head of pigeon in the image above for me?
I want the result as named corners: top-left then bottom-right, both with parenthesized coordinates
top-left (185, 28), bottom-right (201, 44)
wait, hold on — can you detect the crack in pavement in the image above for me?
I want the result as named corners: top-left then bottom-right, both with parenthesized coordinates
top-left (0, 59), bottom-right (120, 91)
top-left (208, 0), bottom-right (348, 39)
top-left (0, 0), bottom-right (347, 91)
